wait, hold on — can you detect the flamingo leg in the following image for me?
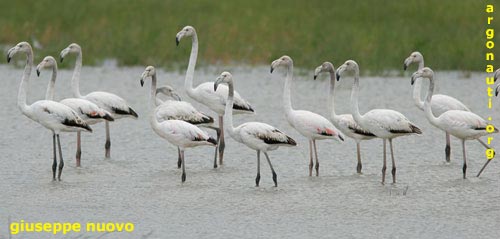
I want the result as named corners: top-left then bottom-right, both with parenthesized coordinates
top-left (382, 139), bottom-right (387, 184)
top-left (212, 127), bottom-right (220, 168)
top-left (462, 139), bottom-right (467, 179)
top-left (218, 116), bottom-right (225, 165)
top-left (76, 131), bottom-right (82, 167)
top-left (105, 121), bottom-right (111, 158)
top-left (313, 140), bottom-right (319, 177)
top-left (256, 150), bottom-right (261, 187)
top-left (356, 141), bottom-right (362, 174)
top-left (445, 133), bottom-right (451, 163)
top-left (52, 133), bottom-right (57, 181)
top-left (181, 149), bottom-right (186, 182)
top-left (477, 138), bottom-right (492, 150)
top-left (264, 152), bottom-right (277, 187)
top-left (56, 134), bottom-right (64, 181)
top-left (308, 140), bottom-right (313, 176)
top-left (177, 147), bottom-right (181, 169)
top-left (389, 139), bottom-right (396, 183)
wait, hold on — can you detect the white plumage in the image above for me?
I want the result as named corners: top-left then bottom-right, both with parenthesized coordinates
top-left (337, 60), bottom-right (421, 184)
top-left (176, 25), bottom-right (254, 167)
top-left (37, 56), bottom-right (114, 167)
top-left (403, 51), bottom-right (489, 163)
top-left (141, 66), bottom-right (215, 168)
top-left (141, 66), bottom-right (217, 182)
top-left (271, 56), bottom-right (344, 177)
top-left (60, 43), bottom-right (138, 158)
top-left (214, 71), bottom-right (296, 187)
top-left (412, 67), bottom-right (497, 178)
top-left (314, 62), bottom-right (375, 173)
top-left (8, 42), bottom-right (92, 181)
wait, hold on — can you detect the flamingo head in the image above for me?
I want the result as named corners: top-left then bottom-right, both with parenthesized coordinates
top-left (214, 71), bottom-right (232, 91)
top-left (336, 60), bottom-right (359, 81)
top-left (156, 85), bottom-right (181, 101)
top-left (36, 56), bottom-right (57, 77)
top-left (60, 43), bottom-right (81, 63)
top-left (176, 26), bottom-right (196, 46)
top-left (403, 51), bottom-right (423, 71)
top-left (314, 61), bottom-right (335, 80)
top-left (7, 42), bottom-right (32, 63)
top-left (411, 67), bottom-right (434, 85)
top-left (270, 55), bottom-right (293, 74)
top-left (140, 66), bottom-right (156, 87)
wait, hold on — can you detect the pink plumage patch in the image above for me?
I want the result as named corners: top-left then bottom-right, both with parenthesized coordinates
top-left (317, 127), bottom-right (335, 136)
top-left (90, 111), bottom-right (98, 116)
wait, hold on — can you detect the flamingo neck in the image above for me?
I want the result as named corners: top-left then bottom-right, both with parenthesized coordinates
top-left (45, 64), bottom-right (58, 101)
top-left (328, 69), bottom-right (338, 120)
top-left (412, 59), bottom-right (425, 110)
top-left (350, 72), bottom-right (363, 125)
top-left (149, 78), bottom-right (162, 135)
top-left (283, 65), bottom-right (294, 118)
top-left (18, 49), bottom-right (33, 114)
top-left (424, 75), bottom-right (439, 126)
top-left (184, 33), bottom-right (198, 98)
top-left (150, 74), bottom-right (160, 107)
top-left (71, 50), bottom-right (83, 98)
top-left (223, 80), bottom-right (235, 137)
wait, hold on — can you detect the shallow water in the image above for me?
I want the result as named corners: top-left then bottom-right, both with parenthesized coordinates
top-left (0, 64), bottom-right (499, 239)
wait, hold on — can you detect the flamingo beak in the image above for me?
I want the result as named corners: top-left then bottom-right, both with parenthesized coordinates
top-left (313, 66), bottom-right (322, 80)
top-left (176, 37), bottom-right (180, 46)
top-left (36, 69), bottom-right (40, 77)
top-left (496, 85), bottom-right (500, 97)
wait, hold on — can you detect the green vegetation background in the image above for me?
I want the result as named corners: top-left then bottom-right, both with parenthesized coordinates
top-left (0, 0), bottom-right (497, 72)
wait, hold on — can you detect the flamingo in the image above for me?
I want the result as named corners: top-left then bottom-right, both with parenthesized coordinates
top-left (403, 51), bottom-right (490, 162)
top-left (140, 66), bottom-right (215, 168)
top-left (214, 71), bottom-right (297, 186)
top-left (270, 56), bottom-right (344, 177)
top-left (7, 42), bottom-right (92, 180)
top-left (175, 25), bottom-right (255, 167)
top-left (412, 67), bottom-right (497, 178)
top-left (494, 68), bottom-right (500, 82)
top-left (314, 62), bottom-right (376, 174)
top-left (140, 67), bottom-right (217, 182)
top-left (60, 43), bottom-right (138, 158)
top-left (336, 60), bottom-right (422, 184)
top-left (36, 56), bottom-right (114, 167)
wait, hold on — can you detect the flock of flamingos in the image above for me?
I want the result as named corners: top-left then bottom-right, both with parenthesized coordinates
top-left (6, 26), bottom-right (499, 187)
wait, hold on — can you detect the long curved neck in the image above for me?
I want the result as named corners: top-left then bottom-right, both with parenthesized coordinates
top-left (45, 65), bottom-right (57, 101)
top-left (283, 65), bottom-right (295, 118)
top-left (150, 74), bottom-right (160, 107)
top-left (18, 50), bottom-right (33, 114)
top-left (423, 75), bottom-right (439, 126)
top-left (412, 59), bottom-right (426, 110)
top-left (149, 74), bottom-right (162, 134)
top-left (71, 50), bottom-right (83, 98)
top-left (184, 33), bottom-right (198, 98)
top-left (223, 80), bottom-right (235, 136)
top-left (350, 71), bottom-right (363, 124)
top-left (328, 69), bottom-right (338, 120)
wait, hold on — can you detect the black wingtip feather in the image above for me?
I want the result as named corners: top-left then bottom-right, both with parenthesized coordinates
top-left (207, 137), bottom-right (217, 145)
top-left (233, 103), bottom-right (254, 113)
top-left (63, 119), bottom-right (92, 132)
top-left (411, 124), bottom-right (422, 134)
top-left (112, 107), bottom-right (139, 118)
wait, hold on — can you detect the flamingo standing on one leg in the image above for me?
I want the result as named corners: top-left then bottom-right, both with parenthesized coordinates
top-left (403, 51), bottom-right (490, 162)
top-left (176, 26), bottom-right (255, 167)
top-left (336, 60), bottom-right (422, 184)
top-left (270, 56), bottom-right (344, 177)
top-left (7, 42), bottom-right (92, 180)
top-left (314, 62), bottom-right (376, 174)
top-left (140, 66), bottom-right (215, 168)
top-left (36, 56), bottom-right (114, 167)
top-left (140, 67), bottom-right (217, 182)
top-left (412, 67), bottom-right (497, 178)
top-left (60, 43), bottom-right (138, 159)
top-left (214, 71), bottom-right (297, 186)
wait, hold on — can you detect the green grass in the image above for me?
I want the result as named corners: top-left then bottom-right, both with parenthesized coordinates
top-left (0, 0), bottom-right (497, 73)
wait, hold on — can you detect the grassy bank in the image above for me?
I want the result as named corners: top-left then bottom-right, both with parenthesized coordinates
top-left (0, 0), bottom-right (497, 72)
